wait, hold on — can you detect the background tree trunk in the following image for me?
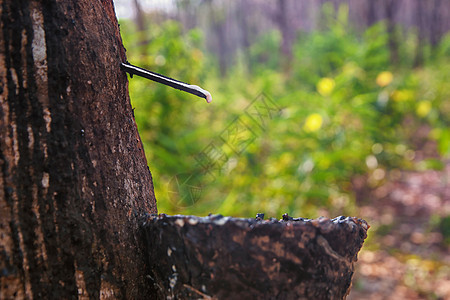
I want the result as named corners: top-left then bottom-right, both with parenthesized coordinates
top-left (132, 0), bottom-right (146, 32)
top-left (413, 0), bottom-right (425, 67)
top-left (275, 0), bottom-right (294, 69)
top-left (384, 0), bottom-right (399, 65)
top-left (0, 1), bottom-right (157, 298)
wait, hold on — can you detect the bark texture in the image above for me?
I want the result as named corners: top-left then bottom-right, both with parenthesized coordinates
top-left (0, 1), bottom-right (157, 299)
top-left (143, 214), bottom-right (369, 299)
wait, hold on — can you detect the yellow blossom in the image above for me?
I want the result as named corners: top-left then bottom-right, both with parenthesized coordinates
top-left (317, 77), bottom-right (335, 96)
top-left (304, 113), bottom-right (323, 132)
top-left (391, 89), bottom-right (413, 102)
top-left (376, 71), bottom-right (393, 87)
top-left (416, 100), bottom-right (432, 117)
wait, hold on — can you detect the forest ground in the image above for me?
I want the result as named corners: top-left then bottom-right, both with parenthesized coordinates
top-left (348, 133), bottom-right (449, 299)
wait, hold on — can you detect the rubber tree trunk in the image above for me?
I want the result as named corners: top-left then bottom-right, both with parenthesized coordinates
top-left (144, 214), bottom-right (369, 299)
top-left (0, 1), bottom-right (157, 298)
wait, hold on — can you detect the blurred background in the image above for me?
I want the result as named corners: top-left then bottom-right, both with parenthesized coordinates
top-left (114, 0), bottom-right (449, 298)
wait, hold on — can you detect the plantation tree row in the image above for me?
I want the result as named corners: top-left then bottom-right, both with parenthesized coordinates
top-left (131, 0), bottom-right (450, 74)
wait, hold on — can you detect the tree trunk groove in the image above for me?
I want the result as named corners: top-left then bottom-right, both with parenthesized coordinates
top-left (0, 1), bottom-right (157, 299)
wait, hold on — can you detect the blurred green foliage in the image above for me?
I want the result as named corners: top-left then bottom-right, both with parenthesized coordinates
top-left (120, 4), bottom-right (449, 218)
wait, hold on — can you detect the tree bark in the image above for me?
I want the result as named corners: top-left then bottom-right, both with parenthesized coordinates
top-left (0, 1), bottom-right (157, 299)
top-left (144, 214), bottom-right (369, 299)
